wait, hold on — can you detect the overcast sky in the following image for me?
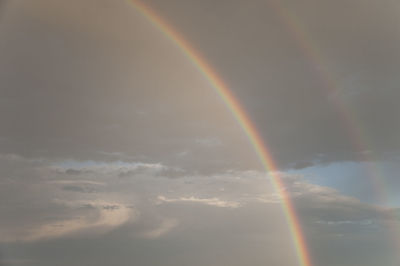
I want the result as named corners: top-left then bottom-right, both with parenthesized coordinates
top-left (1, 1), bottom-right (400, 266)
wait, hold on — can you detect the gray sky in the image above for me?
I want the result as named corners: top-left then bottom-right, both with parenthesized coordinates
top-left (1, 0), bottom-right (400, 265)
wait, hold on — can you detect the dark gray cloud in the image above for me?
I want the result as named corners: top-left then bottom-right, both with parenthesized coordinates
top-left (144, 0), bottom-right (400, 167)
top-left (0, 0), bottom-right (260, 173)
top-left (1, 0), bottom-right (398, 171)
top-left (292, 161), bottom-right (315, 170)
top-left (61, 185), bottom-right (97, 193)
top-left (0, 0), bottom-right (8, 19)
top-left (64, 169), bottom-right (82, 175)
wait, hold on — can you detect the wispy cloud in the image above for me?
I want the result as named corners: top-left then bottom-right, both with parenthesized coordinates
top-left (141, 218), bottom-right (179, 239)
top-left (4, 201), bottom-right (132, 243)
top-left (157, 195), bottom-right (241, 208)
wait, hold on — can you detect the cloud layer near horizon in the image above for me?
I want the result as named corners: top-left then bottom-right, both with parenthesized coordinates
top-left (1, 155), bottom-right (400, 266)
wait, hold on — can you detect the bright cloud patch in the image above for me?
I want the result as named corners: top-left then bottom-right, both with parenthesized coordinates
top-left (157, 195), bottom-right (241, 208)
top-left (0, 201), bottom-right (132, 243)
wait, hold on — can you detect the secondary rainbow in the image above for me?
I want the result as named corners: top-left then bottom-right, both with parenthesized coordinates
top-left (270, 0), bottom-right (400, 256)
top-left (128, 1), bottom-right (312, 266)
top-left (270, 0), bottom-right (389, 199)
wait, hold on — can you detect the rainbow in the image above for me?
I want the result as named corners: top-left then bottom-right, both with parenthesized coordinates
top-left (270, 0), bottom-right (393, 215)
top-left (269, 0), bottom-right (371, 163)
top-left (270, 0), bottom-right (400, 258)
top-left (128, 1), bottom-right (312, 266)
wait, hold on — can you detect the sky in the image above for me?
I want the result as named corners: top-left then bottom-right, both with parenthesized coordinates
top-left (0, 0), bottom-right (399, 265)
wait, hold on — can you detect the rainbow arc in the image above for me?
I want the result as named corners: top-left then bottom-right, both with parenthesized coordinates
top-left (128, 1), bottom-right (312, 266)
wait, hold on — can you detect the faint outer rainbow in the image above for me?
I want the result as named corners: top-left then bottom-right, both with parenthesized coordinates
top-left (270, 0), bottom-right (388, 201)
top-left (128, 1), bottom-right (312, 266)
top-left (271, 0), bottom-right (396, 215)
top-left (270, 0), bottom-right (400, 256)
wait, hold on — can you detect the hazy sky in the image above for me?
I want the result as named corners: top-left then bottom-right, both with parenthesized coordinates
top-left (1, 1), bottom-right (399, 266)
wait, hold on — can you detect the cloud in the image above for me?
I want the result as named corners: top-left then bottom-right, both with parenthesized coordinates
top-left (0, 152), bottom-right (399, 265)
top-left (276, 175), bottom-right (396, 237)
top-left (0, 0), bottom-right (258, 173)
top-left (1, 0), bottom-right (399, 174)
top-left (157, 195), bottom-right (241, 208)
top-left (0, 200), bottom-right (132, 243)
top-left (61, 185), bottom-right (89, 193)
top-left (141, 218), bottom-right (179, 239)
top-left (25, 202), bottom-right (131, 242)
top-left (64, 168), bottom-right (83, 175)
top-left (315, 220), bottom-right (373, 226)
top-left (49, 180), bottom-right (106, 186)
top-left (292, 161), bottom-right (315, 169)
top-left (146, 0), bottom-right (400, 169)
top-left (194, 137), bottom-right (222, 147)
